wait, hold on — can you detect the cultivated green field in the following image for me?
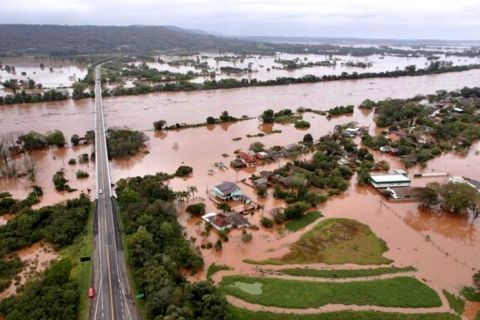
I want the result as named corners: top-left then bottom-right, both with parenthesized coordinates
top-left (220, 276), bottom-right (442, 309)
top-left (229, 306), bottom-right (459, 320)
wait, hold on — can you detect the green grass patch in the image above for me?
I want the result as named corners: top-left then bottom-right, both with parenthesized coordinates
top-left (60, 207), bottom-right (94, 320)
top-left (461, 286), bottom-right (480, 301)
top-left (220, 276), bottom-right (442, 309)
top-left (248, 218), bottom-right (392, 265)
top-left (243, 258), bottom-right (285, 266)
top-left (284, 211), bottom-right (323, 232)
top-left (442, 290), bottom-right (465, 315)
top-left (229, 306), bottom-right (459, 320)
top-left (279, 266), bottom-right (416, 278)
top-left (274, 114), bottom-right (302, 124)
top-left (207, 263), bottom-right (232, 280)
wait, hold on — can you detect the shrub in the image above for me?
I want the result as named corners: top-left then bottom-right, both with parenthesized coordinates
top-left (46, 130), bottom-right (66, 147)
top-left (19, 131), bottom-right (48, 150)
top-left (70, 134), bottom-right (80, 146)
top-left (284, 201), bottom-right (310, 219)
top-left (186, 203), bottom-right (206, 216)
top-left (294, 120), bottom-right (310, 129)
top-left (78, 153), bottom-right (89, 164)
top-left (257, 187), bottom-right (267, 198)
top-left (68, 159), bottom-right (76, 165)
top-left (273, 212), bottom-right (286, 224)
top-left (303, 133), bottom-right (313, 144)
top-left (153, 120), bottom-right (167, 130)
top-left (241, 230), bottom-right (253, 243)
top-left (206, 116), bottom-right (216, 124)
top-left (76, 170), bottom-right (89, 179)
top-left (304, 192), bottom-right (327, 206)
top-left (217, 202), bottom-right (231, 212)
top-left (249, 141), bottom-right (265, 153)
top-left (260, 217), bottom-right (274, 228)
top-left (175, 165), bottom-right (193, 177)
top-left (214, 239), bottom-right (223, 251)
top-left (52, 170), bottom-right (76, 192)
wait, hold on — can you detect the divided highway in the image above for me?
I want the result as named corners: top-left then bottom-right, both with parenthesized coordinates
top-left (91, 65), bottom-right (137, 320)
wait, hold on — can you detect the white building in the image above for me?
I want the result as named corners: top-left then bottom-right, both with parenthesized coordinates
top-left (369, 174), bottom-right (411, 189)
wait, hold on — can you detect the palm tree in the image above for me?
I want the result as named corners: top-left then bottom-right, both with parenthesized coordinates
top-left (188, 185), bottom-right (198, 200)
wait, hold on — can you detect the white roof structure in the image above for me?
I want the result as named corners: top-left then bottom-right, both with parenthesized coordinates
top-left (370, 174), bottom-right (411, 183)
top-left (369, 174), bottom-right (411, 189)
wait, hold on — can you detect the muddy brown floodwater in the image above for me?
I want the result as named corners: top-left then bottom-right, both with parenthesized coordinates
top-left (1, 68), bottom-right (480, 317)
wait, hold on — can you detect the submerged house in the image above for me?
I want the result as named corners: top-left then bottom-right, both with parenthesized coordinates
top-left (211, 181), bottom-right (243, 201)
top-left (238, 152), bottom-right (257, 167)
top-left (201, 211), bottom-right (251, 231)
top-left (369, 173), bottom-right (411, 189)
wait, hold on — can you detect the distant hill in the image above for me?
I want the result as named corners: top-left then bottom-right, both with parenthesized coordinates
top-left (0, 24), bottom-right (255, 56)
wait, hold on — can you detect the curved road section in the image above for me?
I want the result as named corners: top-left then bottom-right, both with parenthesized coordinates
top-left (91, 65), bottom-right (137, 320)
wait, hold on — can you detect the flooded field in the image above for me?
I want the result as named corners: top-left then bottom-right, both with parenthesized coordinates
top-left (149, 52), bottom-right (480, 83)
top-left (1, 66), bottom-right (480, 317)
top-left (0, 56), bottom-right (87, 96)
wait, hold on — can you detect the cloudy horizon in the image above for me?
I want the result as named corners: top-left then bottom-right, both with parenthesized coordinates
top-left (1, 0), bottom-right (480, 40)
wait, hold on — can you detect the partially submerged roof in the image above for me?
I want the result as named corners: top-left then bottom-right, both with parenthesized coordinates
top-left (370, 174), bottom-right (411, 183)
top-left (214, 181), bottom-right (241, 194)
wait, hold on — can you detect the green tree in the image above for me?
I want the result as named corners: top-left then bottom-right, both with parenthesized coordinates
top-left (303, 133), bottom-right (313, 145)
top-left (261, 109), bottom-right (275, 123)
top-left (46, 130), bottom-right (66, 147)
top-left (70, 134), bottom-right (80, 146)
top-left (439, 182), bottom-right (479, 214)
top-left (186, 203), bottom-right (206, 216)
top-left (153, 120), bottom-right (167, 130)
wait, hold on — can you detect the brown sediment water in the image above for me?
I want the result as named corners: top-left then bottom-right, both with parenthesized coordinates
top-left (0, 145), bottom-right (95, 206)
top-left (1, 69), bottom-right (480, 137)
top-left (0, 241), bottom-right (58, 299)
top-left (0, 68), bottom-right (479, 303)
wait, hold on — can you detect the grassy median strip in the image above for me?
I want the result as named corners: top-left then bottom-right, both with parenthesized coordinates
top-left (284, 211), bottom-right (323, 232)
top-left (220, 276), bottom-right (442, 309)
top-left (246, 218), bottom-right (392, 265)
top-left (229, 306), bottom-right (459, 320)
top-left (279, 266), bottom-right (416, 278)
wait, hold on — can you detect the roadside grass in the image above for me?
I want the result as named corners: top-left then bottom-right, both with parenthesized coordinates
top-left (442, 290), bottom-right (465, 315)
top-left (229, 306), bottom-right (460, 320)
top-left (207, 263), bottom-right (232, 280)
top-left (279, 266), bottom-right (416, 278)
top-left (461, 286), bottom-right (480, 301)
top-left (284, 211), bottom-right (323, 232)
top-left (60, 206), bottom-right (94, 320)
top-left (220, 276), bottom-right (442, 309)
top-left (246, 218), bottom-right (392, 265)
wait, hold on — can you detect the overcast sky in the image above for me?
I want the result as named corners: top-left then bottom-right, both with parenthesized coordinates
top-left (1, 0), bottom-right (480, 40)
